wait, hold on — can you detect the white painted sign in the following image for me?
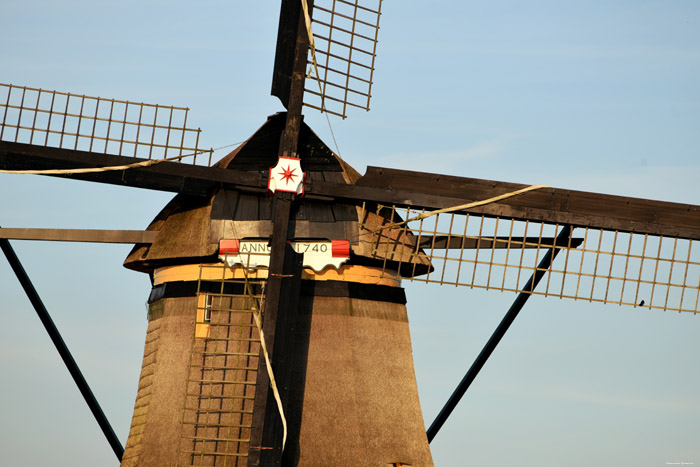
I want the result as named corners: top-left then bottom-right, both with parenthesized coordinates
top-left (219, 239), bottom-right (350, 272)
top-left (268, 156), bottom-right (305, 195)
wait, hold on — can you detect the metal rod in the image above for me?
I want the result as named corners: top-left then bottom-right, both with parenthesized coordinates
top-left (0, 234), bottom-right (125, 461)
top-left (426, 225), bottom-right (572, 443)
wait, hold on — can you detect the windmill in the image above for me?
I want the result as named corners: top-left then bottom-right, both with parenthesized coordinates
top-left (1, 0), bottom-right (700, 467)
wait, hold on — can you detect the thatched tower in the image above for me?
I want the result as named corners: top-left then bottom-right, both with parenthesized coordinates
top-left (119, 113), bottom-right (434, 466)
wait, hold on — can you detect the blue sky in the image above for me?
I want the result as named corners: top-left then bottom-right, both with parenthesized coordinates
top-left (1, 1), bottom-right (699, 466)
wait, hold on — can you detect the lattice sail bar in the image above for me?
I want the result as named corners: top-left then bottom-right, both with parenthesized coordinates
top-left (361, 205), bottom-right (700, 314)
top-left (305, 0), bottom-right (383, 118)
top-left (176, 265), bottom-right (266, 466)
top-left (0, 83), bottom-right (213, 165)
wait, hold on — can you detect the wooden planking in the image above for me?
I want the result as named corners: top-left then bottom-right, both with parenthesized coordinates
top-left (320, 171), bottom-right (358, 222)
top-left (0, 228), bottom-right (157, 243)
top-left (210, 189), bottom-right (240, 221)
top-left (235, 193), bottom-right (261, 221)
top-left (215, 114), bottom-right (341, 172)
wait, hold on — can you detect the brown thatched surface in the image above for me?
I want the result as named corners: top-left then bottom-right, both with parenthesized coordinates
top-left (123, 276), bottom-right (432, 465)
top-left (123, 193), bottom-right (218, 272)
top-left (121, 297), bottom-right (196, 467)
top-left (283, 295), bottom-right (434, 466)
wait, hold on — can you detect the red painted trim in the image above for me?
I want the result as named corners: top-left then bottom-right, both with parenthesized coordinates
top-left (331, 240), bottom-right (350, 258)
top-left (219, 239), bottom-right (239, 255)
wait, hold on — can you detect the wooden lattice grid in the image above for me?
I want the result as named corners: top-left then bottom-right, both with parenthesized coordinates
top-left (176, 265), bottom-right (266, 466)
top-left (361, 204), bottom-right (700, 314)
top-left (0, 83), bottom-right (213, 165)
top-left (304, 0), bottom-right (383, 118)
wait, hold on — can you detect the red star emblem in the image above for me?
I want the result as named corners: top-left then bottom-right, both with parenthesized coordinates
top-left (279, 165), bottom-right (298, 185)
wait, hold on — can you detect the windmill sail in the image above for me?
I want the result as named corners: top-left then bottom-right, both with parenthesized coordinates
top-left (363, 208), bottom-right (700, 313)
top-left (0, 83), bottom-right (212, 164)
top-left (351, 167), bottom-right (700, 314)
top-left (304, 0), bottom-right (383, 118)
top-left (271, 0), bottom-right (383, 118)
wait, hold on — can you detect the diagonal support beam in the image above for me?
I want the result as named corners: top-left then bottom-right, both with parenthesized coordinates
top-left (426, 225), bottom-right (573, 443)
top-left (0, 234), bottom-right (124, 461)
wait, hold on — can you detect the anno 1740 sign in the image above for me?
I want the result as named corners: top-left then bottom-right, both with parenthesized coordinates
top-left (218, 239), bottom-right (350, 272)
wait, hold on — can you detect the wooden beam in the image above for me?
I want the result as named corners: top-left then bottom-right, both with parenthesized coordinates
top-left (1, 236), bottom-right (125, 460)
top-left (271, 0), bottom-right (305, 109)
top-left (308, 167), bottom-right (700, 241)
top-left (248, 197), bottom-right (301, 467)
top-left (414, 235), bottom-right (584, 250)
top-left (426, 226), bottom-right (572, 443)
top-left (4, 139), bottom-right (699, 241)
top-left (0, 141), bottom-right (263, 196)
top-left (0, 228), bottom-right (157, 243)
top-left (249, 2), bottom-right (312, 464)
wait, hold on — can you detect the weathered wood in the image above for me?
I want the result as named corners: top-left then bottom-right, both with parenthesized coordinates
top-left (4, 139), bottom-right (698, 240)
top-left (308, 167), bottom-right (700, 241)
top-left (414, 235), bottom-right (583, 250)
top-left (215, 113), bottom-right (341, 172)
top-left (277, 5), bottom-right (311, 158)
top-left (248, 198), bottom-right (302, 467)
top-left (0, 140), bottom-right (262, 196)
top-left (0, 228), bottom-right (158, 243)
top-left (271, 0), bottom-right (303, 110)
top-left (249, 4), bottom-right (314, 465)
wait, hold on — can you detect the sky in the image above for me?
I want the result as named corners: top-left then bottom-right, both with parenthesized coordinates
top-left (1, 1), bottom-right (699, 466)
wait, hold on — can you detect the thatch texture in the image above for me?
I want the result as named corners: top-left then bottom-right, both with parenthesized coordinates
top-left (121, 297), bottom-right (196, 467)
top-left (122, 288), bottom-right (433, 466)
top-left (283, 295), bottom-right (433, 466)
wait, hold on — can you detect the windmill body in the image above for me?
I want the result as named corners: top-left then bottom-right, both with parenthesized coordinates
top-left (1, 2), bottom-right (700, 467)
top-left (119, 114), bottom-right (433, 465)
